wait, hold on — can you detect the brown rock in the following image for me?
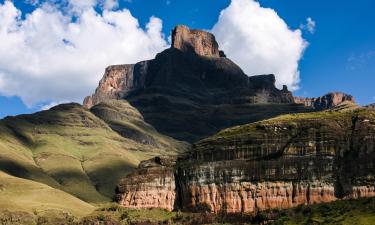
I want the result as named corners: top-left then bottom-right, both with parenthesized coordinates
top-left (116, 109), bottom-right (375, 214)
top-left (172, 25), bottom-right (221, 57)
top-left (294, 92), bottom-right (355, 110)
top-left (115, 157), bottom-right (176, 211)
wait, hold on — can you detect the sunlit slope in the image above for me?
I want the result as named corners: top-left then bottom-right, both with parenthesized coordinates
top-left (0, 171), bottom-right (94, 217)
top-left (0, 102), bottom-right (187, 204)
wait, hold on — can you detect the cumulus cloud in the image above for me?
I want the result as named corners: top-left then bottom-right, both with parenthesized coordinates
top-left (0, 1), bottom-right (167, 107)
top-left (212, 0), bottom-right (307, 90)
top-left (0, 0), bottom-right (309, 109)
top-left (101, 0), bottom-right (119, 10)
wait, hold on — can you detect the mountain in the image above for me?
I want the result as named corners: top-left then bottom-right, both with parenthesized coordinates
top-left (84, 25), bottom-right (312, 142)
top-left (294, 92), bottom-right (356, 110)
top-left (116, 107), bottom-right (375, 214)
top-left (0, 101), bottom-right (187, 212)
top-left (0, 25), bottom-right (370, 224)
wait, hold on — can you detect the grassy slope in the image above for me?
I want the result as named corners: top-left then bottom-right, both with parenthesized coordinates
top-left (205, 106), bottom-right (374, 142)
top-left (90, 100), bottom-right (189, 156)
top-left (77, 197), bottom-right (375, 225)
top-left (0, 102), bottom-right (187, 209)
top-left (0, 171), bottom-right (94, 217)
top-left (271, 197), bottom-right (375, 225)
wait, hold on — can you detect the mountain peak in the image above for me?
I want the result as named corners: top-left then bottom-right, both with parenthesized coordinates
top-left (171, 25), bottom-right (223, 57)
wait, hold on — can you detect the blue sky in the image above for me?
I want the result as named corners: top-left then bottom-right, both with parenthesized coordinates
top-left (0, 0), bottom-right (374, 118)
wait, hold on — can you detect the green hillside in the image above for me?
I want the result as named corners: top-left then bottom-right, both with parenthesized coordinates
top-left (0, 171), bottom-right (94, 217)
top-left (0, 101), bottom-right (188, 207)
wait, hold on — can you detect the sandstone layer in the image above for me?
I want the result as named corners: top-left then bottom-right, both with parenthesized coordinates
top-left (84, 25), bottom-right (310, 142)
top-left (115, 157), bottom-right (177, 211)
top-left (116, 109), bottom-right (375, 213)
top-left (294, 92), bottom-right (355, 110)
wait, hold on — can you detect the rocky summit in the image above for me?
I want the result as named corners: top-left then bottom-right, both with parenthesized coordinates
top-left (84, 25), bottom-right (312, 142)
top-left (116, 108), bottom-right (375, 214)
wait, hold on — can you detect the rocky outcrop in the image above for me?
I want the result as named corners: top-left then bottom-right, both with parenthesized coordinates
top-left (366, 103), bottom-right (375, 109)
top-left (294, 92), bottom-right (355, 110)
top-left (116, 109), bottom-right (375, 213)
top-left (115, 157), bottom-right (176, 211)
top-left (84, 25), bottom-right (309, 142)
top-left (172, 25), bottom-right (221, 57)
top-left (84, 63), bottom-right (149, 108)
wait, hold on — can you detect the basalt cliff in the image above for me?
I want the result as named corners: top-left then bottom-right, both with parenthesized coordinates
top-left (84, 25), bottom-right (311, 142)
top-left (116, 108), bottom-right (375, 214)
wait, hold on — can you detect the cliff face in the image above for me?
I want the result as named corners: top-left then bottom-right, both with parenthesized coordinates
top-left (294, 92), bottom-right (356, 110)
top-left (172, 25), bottom-right (221, 57)
top-left (84, 25), bottom-right (308, 142)
top-left (84, 62), bottom-right (149, 108)
top-left (116, 109), bottom-right (375, 213)
top-left (115, 157), bottom-right (177, 211)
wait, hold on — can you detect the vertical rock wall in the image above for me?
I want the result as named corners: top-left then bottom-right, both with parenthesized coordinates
top-left (116, 109), bottom-right (375, 213)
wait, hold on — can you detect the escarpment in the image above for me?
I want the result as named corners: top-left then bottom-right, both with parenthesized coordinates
top-left (294, 92), bottom-right (356, 110)
top-left (116, 109), bottom-right (375, 213)
top-left (115, 157), bottom-right (177, 211)
top-left (85, 25), bottom-right (312, 142)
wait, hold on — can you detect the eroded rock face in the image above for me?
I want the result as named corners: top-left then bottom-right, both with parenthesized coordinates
top-left (294, 92), bottom-right (355, 110)
top-left (172, 25), bottom-right (221, 57)
top-left (84, 62), bottom-right (149, 108)
top-left (84, 25), bottom-right (306, 142)
top-left (115, 157), bottom-right (176, 211)
top-left (116, 109), bottom-right (375, 213)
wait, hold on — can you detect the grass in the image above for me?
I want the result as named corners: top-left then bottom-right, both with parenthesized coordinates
top-left (60, 197), bottom-right (375, 224)
top-left (0, 171), bottom-right (94, 217)
top-left (271, 197), bottom-right (375, 225)
top-left (202, 107), bottom-right (375, 143)
top-left (0, 102), bottom-right (188, 211)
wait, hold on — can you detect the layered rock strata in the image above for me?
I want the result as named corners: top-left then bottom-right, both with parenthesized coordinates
top-left (116, 109), bottom-right (375, 213)
top-left (294, 92), bottom-right (355, 110)
top-left (115, 157), bottom-right (176, 211)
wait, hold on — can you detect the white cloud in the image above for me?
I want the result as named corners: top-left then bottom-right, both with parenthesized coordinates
top-left (300, 17), bottom-right (316, 34)
top-left (306, 17), bottom-right (316, 34)
top-left (212, 0), bottom-right (307, 90)
top-left (0, 1), bottom-right (167, 108)
top-left (101, 0), bottom-right (119, 10)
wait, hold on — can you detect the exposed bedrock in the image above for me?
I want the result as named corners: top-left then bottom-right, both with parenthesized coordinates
top-left (84, 26), bottom-right (309, 142)
top-left (294, 92), bottom-right (356, 110)
top-left (171, 25), bottom-right (221, 57)
top-left (115, 157), bottom-right (177, 211)
top-left (116, 109), bottom-right (375, 213)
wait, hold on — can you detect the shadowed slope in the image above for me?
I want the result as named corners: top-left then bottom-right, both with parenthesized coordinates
top-left (0, 102), bottom-right (187, 204)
